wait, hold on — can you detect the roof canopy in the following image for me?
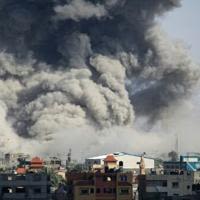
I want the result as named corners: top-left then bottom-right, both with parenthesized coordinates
top-left (104, 154), bottom-right (117, 162)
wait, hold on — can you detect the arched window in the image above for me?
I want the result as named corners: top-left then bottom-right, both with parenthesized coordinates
top-left (119, 161), bottom-right (123, 167)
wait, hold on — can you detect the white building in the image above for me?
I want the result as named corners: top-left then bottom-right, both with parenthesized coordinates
top-left (85, 152), bottom-right (155, 172)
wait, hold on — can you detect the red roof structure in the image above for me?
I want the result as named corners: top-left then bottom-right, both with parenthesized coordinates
top-left (30, 157), bottom-right (44, 169)
top-left (104, 154), bottom-right (117, 163)
top-left (16, 167), bottom-right (26, 174)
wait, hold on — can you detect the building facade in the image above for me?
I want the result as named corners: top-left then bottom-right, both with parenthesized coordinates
top-left (137, 154), bottom-right (200, 200)
top-left (0, 173), bottom-right (51, 200)
top-left (138, 171), bottom-right (200, 200)
top-left (163, 154), bottom-right (200, 173)
top-left (85, 152), bottom-right (155, 173)
top-left (66, 171), bottom-right (133, 200)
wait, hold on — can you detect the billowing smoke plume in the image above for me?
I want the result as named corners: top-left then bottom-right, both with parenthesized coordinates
top-left (0, 0), bottom-right (199, 155)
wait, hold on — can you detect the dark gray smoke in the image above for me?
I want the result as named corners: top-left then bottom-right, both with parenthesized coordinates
top-left (0, 0), bottom-right (199, 145)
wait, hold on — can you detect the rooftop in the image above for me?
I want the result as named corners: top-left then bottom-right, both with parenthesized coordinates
top-left (104, 155), bottom-right (117, 162)
top-left (31, 157), bottom-right (43, 164)
top-left (16, 167), bottom-right (26, 174)
top-left (87, 152), bottom-right (154, 160)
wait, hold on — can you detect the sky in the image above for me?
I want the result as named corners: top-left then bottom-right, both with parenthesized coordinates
top-left (160, 0), bottom-right (200, 63)
top-left (158, 0), bottom-right (200, 155)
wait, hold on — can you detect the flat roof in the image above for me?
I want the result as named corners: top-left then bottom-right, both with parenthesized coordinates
top-left (86, 152), bottom-right (154, 160)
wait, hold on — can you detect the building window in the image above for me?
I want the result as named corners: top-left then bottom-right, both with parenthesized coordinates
top-left (120, 175), bottom-right (127, 182)
top-left (103, 176), bottom-right (112, 181)
top-left (90, 188), bottom-right (94, 194)
top-left (16, 175), bottom-right (26, 181)
top-left (16, 187), bottom-right (26, 193)
top-left (120, 188), bottom-right (129, 195)
top-left (2, 175), bottom-right (8, 181)
top-left (147, 180), bottom-right (167, 187)
top-left (162, 181), bottom-right (167, 187)
top-left (187, 172), bottom-right (191, 176)
top-left (119, 161), bottom-right (123, 167)
top-left (96, 188), bottom-right (100, 193)
top-left (55, 160), bottom-right (61, 165)
top-left (47, 186), bottom-right (51, 194)
top-left (33, 174), bottom-right (42, 181)
top-left (68, 188), bottom-right (72, 194)
top-left (34, 188), bottom-right (41, 194)
top-left (103, 188), bottom-right (112, 193)
top-left (172, 182), bottom-right (179, 188)
top-left (80, 188), bottom-right (89, 195)
top-left (192, 184), bottom-right (200, 191)
top-left (160, 192), bottom-right (168, 197)
top-left (2, 187), bottom-right (12, 194)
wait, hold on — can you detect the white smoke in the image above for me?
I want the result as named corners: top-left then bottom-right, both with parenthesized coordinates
top-left (143, 25), bottom-right (199, 82)
top-left (54, 0), bottom-right (107, 21)
top-left (0, 53), bottom-right (133, 143)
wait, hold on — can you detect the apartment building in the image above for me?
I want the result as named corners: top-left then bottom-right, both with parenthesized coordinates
top-left (66, 154), bottom-right (133, 200)
top-left (66, 171), bottom-right (133, 200)
top-left (0, 173), bottom-right (51, 200)
top-left (138, 170), bottom-right (200, 200)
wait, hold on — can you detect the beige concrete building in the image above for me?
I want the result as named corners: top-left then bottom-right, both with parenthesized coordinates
top-left (67, 171), bottom-right (133, 200)
top-left (138, 171), bottom-right (200, 200)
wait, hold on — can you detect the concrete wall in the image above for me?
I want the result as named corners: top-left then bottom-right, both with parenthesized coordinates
top-left (146, 171), bottom-right (200, 197)
top-left (68, 172), bottom-right (133, 200)
top-left (0, 173), bottom-right (51, 200)
top-left (74, 185), bottom-right (95, 200)
top-left (116, 155), bottom-right (154, 169)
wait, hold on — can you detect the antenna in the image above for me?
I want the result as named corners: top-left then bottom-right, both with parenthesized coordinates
top-left (175, 133), bottom-right (179, 156)
top-left (66, 148), bottom-right (72, 170)
top-left (68, 148), bottom-right (72, 163)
